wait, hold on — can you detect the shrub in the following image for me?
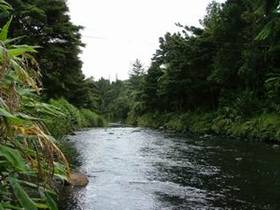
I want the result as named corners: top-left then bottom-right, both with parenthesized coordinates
top-left (80, 108), bottom-right (106, 127)
top-left (44, 99), bottom-right (106, 139)
top-left (165, 113), bottom-right (186, 131)
top-left (44, 99), bottom-right (82, 139)
top-left (137, 112), bottom-right (163, 128)
top-left (0, 11), bottom-right (67, 209)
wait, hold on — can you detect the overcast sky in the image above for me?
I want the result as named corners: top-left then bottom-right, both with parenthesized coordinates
top-left (67, 0), bottom-right (223, 81)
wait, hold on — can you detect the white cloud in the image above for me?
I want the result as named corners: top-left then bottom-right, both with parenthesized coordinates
top-left (67, 0), bottom-right (224, 80)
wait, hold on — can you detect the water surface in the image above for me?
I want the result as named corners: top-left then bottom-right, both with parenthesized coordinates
top-left (61, 127), bottom-right (280, 210)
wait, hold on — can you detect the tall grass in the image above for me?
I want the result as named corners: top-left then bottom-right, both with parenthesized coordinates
top-left (80, 108), bottom-right (106, 127)
top-left (0, 2), bottom-right (70, 209)
top-left (46, 99), bottom-right (82, 139)
top-left (43, 99), bottom-right (106, 169)
top-left (0, 2), bottom-right (106, 209)
top-left (45, 99), bottom-right (106, 139)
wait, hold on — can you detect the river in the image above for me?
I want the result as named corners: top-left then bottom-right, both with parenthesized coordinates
top-left (60, 126), bottom-right (280, 210)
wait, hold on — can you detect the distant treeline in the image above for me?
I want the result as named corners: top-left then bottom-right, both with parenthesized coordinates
top-left (95, 0), bottom-right (280, 141)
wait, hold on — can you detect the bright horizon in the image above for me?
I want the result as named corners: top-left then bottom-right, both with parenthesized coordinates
top-left (67, 0), bottom-right (224, 81)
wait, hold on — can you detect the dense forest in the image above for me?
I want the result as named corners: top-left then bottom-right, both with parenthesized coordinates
top-left (94, 0), bottom-right (280, 141)
top-left (1, 0), bottom-right (280, 209)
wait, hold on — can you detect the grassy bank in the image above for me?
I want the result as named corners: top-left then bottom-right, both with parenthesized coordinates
top-left (45, 99), bottom-right (106, 139)
top-left (130, 111), bottom-right (280, 142)
top-left (43, 98), bottom-right (106, 166)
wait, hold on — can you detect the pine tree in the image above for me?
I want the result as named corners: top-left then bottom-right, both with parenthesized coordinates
top-left (4, 0), bottom-right (89, 107)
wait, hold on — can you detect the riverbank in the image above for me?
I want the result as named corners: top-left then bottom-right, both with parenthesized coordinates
top-left (128, 111), bottom-right (280, 142)
top-left (43, 99), bottom-right (107, 164)
top-left (43, 99), bottom-right (107, 207)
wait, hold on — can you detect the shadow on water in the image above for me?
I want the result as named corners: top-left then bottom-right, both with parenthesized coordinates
top-left (59, 126), bottom-right (280, 210)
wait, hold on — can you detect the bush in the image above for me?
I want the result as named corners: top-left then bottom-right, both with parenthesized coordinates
top-left (190, 112), bottom-right (214, 134)
top-left (80, 108), bottom-right (106, 127)
top-left (137, 112), bottom-right (163, 128)
top-left (44, 99), bottom-right (106, 139)
top-left (0, 13), bottom-right (67, 209)
top-left (44, 99), bottom-right (82, 139)
top-left (219, 90), bottom-right (261, 118)
top-left (133, 111), bottom-right (280, 142)
top-left (166, 114), bottom-right (185, 131)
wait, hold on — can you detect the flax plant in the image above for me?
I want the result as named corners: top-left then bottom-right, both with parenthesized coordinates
top-left (0, 1), bottom-right (68, 209)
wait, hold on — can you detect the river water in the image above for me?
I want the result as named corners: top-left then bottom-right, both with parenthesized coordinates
top-left (61, 126), bottom-right (280, 210)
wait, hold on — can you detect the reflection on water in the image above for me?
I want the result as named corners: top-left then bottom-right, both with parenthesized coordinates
top-left (60, 127), bottom-right (280, 210)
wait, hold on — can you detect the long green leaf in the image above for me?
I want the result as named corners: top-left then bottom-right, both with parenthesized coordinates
top-left (0, 107), bottom-right (16, 118)
top-left (0, 0), bottom-right (11, 12)
top-left (35, 203), bottom-right (49, 209)
top-left (0, 16), bottom-right (12, 41)
top-left (8, 46), bottom-right (37, 57)
top-left (9, 177), bottom-right (37, 210)
top-left (0, 97), bottom-right (9, 110)
top-left (1, 203), bottom-right (23, 210)
top-left (255, 21), bottom-right (273, 40)
top-left (4, 36), bottom-right (25, 45)
top-left (0, 145), bottom-right (28, 171)
top-left (16, 113), bottom-right (41, 121)
top-left (44, 192), bottom-right (58, 210)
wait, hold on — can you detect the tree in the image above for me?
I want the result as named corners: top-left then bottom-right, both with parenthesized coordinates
top-left (129, 0), bottom-right (280, 116)
top-left (3, 0), bottom-right (89, 107)
top-left (128, 59), bottom-right (145, 90)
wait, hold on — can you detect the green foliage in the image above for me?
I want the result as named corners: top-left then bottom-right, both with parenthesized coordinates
top-left (217, 90), bottom-right (261, 118)
top-left (80, 108), bottom-right (106, 127)
top-left (0, 1), bottom-right (106, 209)
top-left (44, 100), bottom-right (106, 169)
top-left (128, 0), bottom-right (279, 116)
top-left (45, 99), bottom-right (82, 139)
top-left (136, 113), bottom-right (163, 128)
top-left (0, 5), bottom-right (68, 209)
top-left (103, 0), bottom-right (280, 142)
top-left (45, 99), bottom-right (106, 139)
top-left (255, 0), bottom-right (280, 40)
top-left (108, 95), bottom-right (130, 121)
top-left (1, 0), bottom-right (97, 109)
top-left (9, 177), bottom-right (37, 210)
top-left (265, 73), bottom-right (280, 109)
top-left (90, 62), bottom-right (146, 123)
top-left (165, 114), bottom-right (187, 131)
top-left (132, 111), bottom-right (280, 142)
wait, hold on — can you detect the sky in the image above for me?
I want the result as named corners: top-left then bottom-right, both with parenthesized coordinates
top-left (67, 0), bottom-right (223, 81)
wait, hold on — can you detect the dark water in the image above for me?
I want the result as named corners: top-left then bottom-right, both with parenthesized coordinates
top-left (61, 127), bottom-right (280, 210)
